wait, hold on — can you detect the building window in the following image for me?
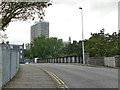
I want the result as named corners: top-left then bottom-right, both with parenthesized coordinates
top-left (20, 55), bottom-right (22, 59)
top-left (20, 50), bottom-right (22, 53)
top-left (19, 46), bottom-right (22, 49)
top-left (10, 45), bottom-right (13, 49)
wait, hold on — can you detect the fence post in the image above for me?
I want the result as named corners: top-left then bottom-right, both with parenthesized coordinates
top-left (0, 44), bottom-right (2, 87)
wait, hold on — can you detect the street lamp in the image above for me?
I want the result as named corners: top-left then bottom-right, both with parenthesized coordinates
top-left (79, 7), bottom-right (85, 64)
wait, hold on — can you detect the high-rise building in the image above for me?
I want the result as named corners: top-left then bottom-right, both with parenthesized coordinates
top-left (118, 1), bottom-right (120, 33)
top-left (31, 21), bottom-right (49, 42)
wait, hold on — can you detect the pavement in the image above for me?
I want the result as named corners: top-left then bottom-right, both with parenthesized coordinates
top-left (33, 63), bottom-right (118, 88)
top-left (2, 64), bottom-right (56, 88)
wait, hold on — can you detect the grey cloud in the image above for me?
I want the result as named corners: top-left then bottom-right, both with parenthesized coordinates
top-left (52, 0), bottom-right (80, 6)
top-left (90, 0), bottom-right (119, 14)
top-left (52, 0), bottom-right (118, 14)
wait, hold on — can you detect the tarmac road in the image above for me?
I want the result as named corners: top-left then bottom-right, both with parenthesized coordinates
top-left (33, 63), bottom-right (118, 88)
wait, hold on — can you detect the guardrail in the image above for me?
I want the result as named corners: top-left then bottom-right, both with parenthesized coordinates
top-left (0, 43), bottom-right (20, 87)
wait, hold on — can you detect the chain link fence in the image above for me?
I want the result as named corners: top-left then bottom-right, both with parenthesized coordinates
top-left (0, 43), bottom-right (20, 87)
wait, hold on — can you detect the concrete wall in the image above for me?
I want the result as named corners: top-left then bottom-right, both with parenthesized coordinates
top-left (115, 55), bottom-right (120, 67)
top-left (104, 56), bottom-right (120, 67)
top-left (104, 57), bottom-right (116, 67)
top-left (87, 56), bottom-right (119, 67)
top-left (0, 44), bottom-right (20, 87)
top-left (87, 57), bottom-right (104, 66)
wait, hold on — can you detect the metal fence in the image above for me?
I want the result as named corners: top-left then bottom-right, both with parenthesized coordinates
top-left (0, 43), bottom-right (19, 87)
top-left (0, 44), bottom-right (2, 87)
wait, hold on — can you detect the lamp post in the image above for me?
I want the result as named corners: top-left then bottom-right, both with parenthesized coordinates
top-left (79, 7), bottom-right (85, 64)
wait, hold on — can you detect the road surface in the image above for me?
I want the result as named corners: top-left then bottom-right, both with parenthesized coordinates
top-left (32, 63), bottom-right (118, 88)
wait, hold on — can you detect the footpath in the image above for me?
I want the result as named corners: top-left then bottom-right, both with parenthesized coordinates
top-left (2, 64), bottom-right (56, 89)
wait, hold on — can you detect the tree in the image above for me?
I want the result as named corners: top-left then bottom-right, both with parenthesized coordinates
top-left (85, 29), bottom-right (119, 57)
top-left (105, 32), bottom-right (119, 56)
top-left (0, 1), bottom-right (52, 31)
top-left (24, 49), bottom-right (31, 59)
top-left (85, 29), bottom-right (107, 57)
top-left (61, 40), bottom-right (82, 56)
top-left (31, 35), bottom-right (63, 59)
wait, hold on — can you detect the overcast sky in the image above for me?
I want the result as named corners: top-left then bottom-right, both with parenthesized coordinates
top-left (1, 0), bottom-right (119, 44)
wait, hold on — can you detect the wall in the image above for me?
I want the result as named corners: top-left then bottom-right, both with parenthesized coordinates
top-left (104, 56), bottom-right (120, 67)
top-left (104, 57), bottom-right (116, 67)
top-left (0, 43), bottom-right (20, 87)
top-left (87, 57), bottom-right (104, 66)
top-left (36, 54), bottom-right (119, 68)
top-left (115, 55), bottom-right (120, 67)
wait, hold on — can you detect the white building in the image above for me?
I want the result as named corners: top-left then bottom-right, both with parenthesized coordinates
top-left (118, 1), bottom-right (120, 33)
top-left (31, 21), bottom-right (49, 42)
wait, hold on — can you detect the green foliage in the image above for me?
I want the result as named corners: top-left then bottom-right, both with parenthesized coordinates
top-left (26, 29), bottom-right (119, 59)
top-left (30, 35), bottom-right (63, 59)
top-left (61, 29), bottom-right (119, 57)
top-left (85, 29), bottom-right (119, 57)
top-left (60, 40), bottom-right (82, 56)
top-left (24, 49), bottom-right (32, 59)
top-left (0, 2), bottom-right (52, 31)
